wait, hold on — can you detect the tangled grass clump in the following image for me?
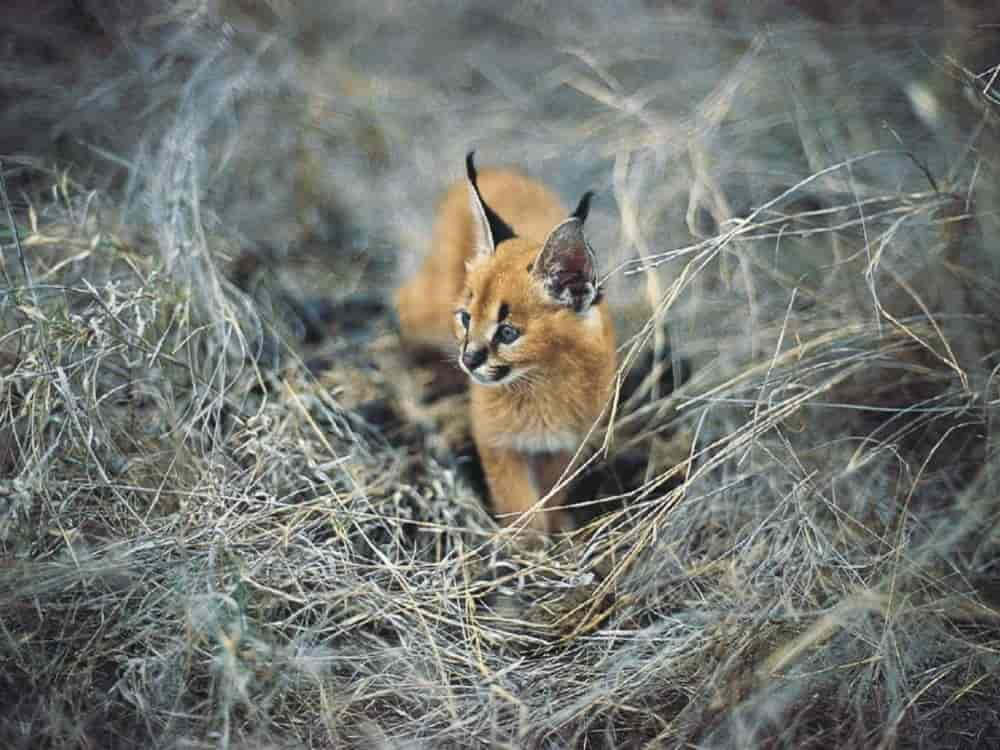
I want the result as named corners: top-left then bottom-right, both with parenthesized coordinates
top-left (2, 2), bottom-right (1000, 748)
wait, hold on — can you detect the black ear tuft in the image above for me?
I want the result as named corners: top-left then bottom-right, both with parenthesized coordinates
top-left (465, 151), bottom-right (479, 185)
top-left (465, 152), bottom-right (516, 249)
top-left (571, 190), bottom-right (594, 223)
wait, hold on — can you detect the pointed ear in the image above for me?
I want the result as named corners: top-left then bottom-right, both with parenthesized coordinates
top-left (570, 190), bottom-right (594, 223)
top-left (466, 151), bottom-right (516, 258)
top-left (534, 217), bottom-right (599, 312)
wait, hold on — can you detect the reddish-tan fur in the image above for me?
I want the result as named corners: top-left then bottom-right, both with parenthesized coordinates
top-left (396, 159), bottom-right (616, 534)
top-left (396, 169), bottom-right (567, 351)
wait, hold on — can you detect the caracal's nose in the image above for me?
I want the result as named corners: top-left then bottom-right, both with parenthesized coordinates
top-left (461, 347), bottom-right (487, 371)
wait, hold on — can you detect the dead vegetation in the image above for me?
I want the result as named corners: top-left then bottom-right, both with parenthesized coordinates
top-left (2, 2), bottom-right (1000, 748)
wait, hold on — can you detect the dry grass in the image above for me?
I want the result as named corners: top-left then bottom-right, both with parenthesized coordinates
top-left (2, 2), bottom-right (1000, 748)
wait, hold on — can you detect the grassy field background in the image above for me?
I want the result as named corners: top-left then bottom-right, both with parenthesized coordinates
top-left (2, 2), bottom-right (1000, 747)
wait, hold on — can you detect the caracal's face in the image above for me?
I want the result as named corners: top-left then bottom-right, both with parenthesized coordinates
top-left (454, 238), bottom-right (553, 388)
top-left (454, 237), bottom-right (603, 388)
top-left (455, 153), bottom-right (600, 389)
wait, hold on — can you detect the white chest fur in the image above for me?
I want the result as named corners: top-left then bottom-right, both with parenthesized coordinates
top-left (491, 428), bottom-right (581, 454)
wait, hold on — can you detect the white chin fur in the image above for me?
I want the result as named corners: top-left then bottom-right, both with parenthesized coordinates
top-left (468, 370), bottom-right (513, 387)
top-left (462, 364), bottom-right (520, 387)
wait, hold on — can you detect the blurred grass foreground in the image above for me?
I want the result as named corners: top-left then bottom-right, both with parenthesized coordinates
top-left (2, 2), bottom-right (1000, 748)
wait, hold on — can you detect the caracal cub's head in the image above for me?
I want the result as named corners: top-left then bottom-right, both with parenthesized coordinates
top-left (454, 153), bottom-right (603, 388)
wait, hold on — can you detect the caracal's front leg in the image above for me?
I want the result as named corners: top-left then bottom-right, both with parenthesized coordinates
top-left (529, 451), bottom-right (575, 533)
top-left (478, 444), bottom-right (572, 534)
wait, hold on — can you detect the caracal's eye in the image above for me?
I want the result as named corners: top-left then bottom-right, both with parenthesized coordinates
top-left (456, 309), bottom-right (471, 330)
top-left (494, 323), bottom-right (520, 345)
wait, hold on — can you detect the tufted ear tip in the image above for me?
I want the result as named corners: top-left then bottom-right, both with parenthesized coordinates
top-left (465, 151), bottom-right (478, 184)
top-left (571, 190), bottom-right (594, 223)
top-left (465, 152), bottom-right (516, 257)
